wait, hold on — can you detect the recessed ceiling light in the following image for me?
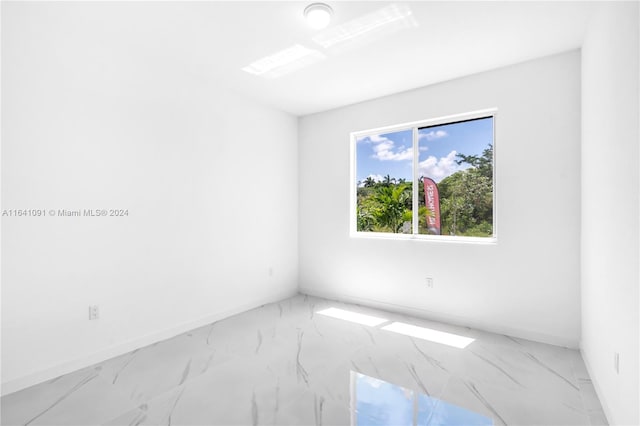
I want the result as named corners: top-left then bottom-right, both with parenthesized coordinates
top-left (304, 3), bottom-right (333, 30)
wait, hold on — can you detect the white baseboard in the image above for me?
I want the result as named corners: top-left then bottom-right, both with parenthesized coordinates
top-left (300, 286), bottom-right (578, 349)
top-left (1, 288), bottom-right (297, 396)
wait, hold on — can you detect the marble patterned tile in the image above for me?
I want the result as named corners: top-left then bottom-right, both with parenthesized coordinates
top-left (568, 348), bottom-right (591, 381)
top-left (457, 342), bottom-right (584, 410)
top-left (275, 385), bottom-right (351, 426)
top-left (102, 355), bottom-right (345, 425)
top-left (436, 375), bottom-right (590, 426)
top-left (588, 409), bottom-right (609, 426)
top-left (1, 294), bottom-right (608, 426)
top-left (350, 342), bottom-right (453, 401)
top-left (579, 377), bottom-right (606, 412)
top-left (97, 331), bottom-right (219, 405)
top-left (431, 375), bottom-right (508, 425)
top-left (102, 407), bottom-right (146, 426)
top-left (1, 366), bottom-right (137, 426)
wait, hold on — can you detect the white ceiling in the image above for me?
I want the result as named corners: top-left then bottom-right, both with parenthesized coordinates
top-left (7, 1), bottom-right (597, 116)
top-left (230, 1), bottom-right (596, 116)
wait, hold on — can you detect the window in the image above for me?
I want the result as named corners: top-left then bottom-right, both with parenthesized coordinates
top-left (351, 110), bottom-right (495, 242)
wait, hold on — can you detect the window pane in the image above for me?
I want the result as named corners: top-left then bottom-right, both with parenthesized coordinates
top-left (355, 129), bottom-right (413, 233)
top-left (417, 117), bottom-right (493, 237)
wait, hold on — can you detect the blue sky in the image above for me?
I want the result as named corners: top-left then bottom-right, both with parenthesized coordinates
top-left (356, 117), bottom-right (493, 184)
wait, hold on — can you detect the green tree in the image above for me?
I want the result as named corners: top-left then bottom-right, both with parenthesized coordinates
top-left (357, 206), bottom-right (375, 232)
top-left (438, 144), bottom-right (493, 236)
top-left (363, 176), bottom-right (376, 187)
top-left (456, 144), bottom-right (493, 178)
top-left (371, 184), bottom-right (411, 233)
top-left (382, 174), bottom-right (393, 186)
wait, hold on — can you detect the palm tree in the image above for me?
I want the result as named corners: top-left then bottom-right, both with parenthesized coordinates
top-left (363, 176), bottom-right (376, 187)
top-left (372, 184), bottom-right (411, 232)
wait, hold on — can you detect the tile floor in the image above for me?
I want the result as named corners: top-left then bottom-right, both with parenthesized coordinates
top-left (1, 294), bottom-right (607, 425)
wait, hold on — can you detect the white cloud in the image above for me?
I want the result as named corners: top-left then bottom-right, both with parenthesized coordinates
top-left (419, 130), bottom-right (448, 141)
top-left (368, 134), bottom-right (387, 142)
top-left (418, 150), bottom-right (461, 182)
top-left (358, 134), bottom-right (414, 161)
top-left (371, 138), bottom-right (413, 161)
top-left (357, 134), bottom-right (387, 144)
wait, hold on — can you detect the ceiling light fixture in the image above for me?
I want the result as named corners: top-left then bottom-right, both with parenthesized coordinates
top-left (241, 44), bottom-right (326, 79)
top-left (304, 3), bottom-right (333, 30)
top-left (312, 3), bottom-right (416, 50)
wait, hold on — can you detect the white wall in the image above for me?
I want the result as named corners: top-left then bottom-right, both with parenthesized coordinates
top-left (299, 51), bottom-right (582, 347)
top-left (1, 3), bottom-right (298, 394)
top-left (581, 3), bottom-right (639, 425)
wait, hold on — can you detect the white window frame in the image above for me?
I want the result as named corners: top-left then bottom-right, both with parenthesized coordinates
top-left (350, 108), bottom-right (497, 244)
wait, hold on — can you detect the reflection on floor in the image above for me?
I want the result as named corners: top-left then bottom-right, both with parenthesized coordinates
top-left (1, 294), bottom-right (608, 425)
top-left (354, 372), bottom-right (493, 425)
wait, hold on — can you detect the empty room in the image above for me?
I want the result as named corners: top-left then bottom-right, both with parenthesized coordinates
top-left (1, 1), bottom-right (638, 425)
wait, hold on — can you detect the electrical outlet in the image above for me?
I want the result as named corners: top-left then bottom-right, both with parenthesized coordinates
top-left (426, 277), bottom-right (434, 288)
top-left (614, 352), bottom-right (620, 374)
top-left (89, 305), bottom-right (99, 320)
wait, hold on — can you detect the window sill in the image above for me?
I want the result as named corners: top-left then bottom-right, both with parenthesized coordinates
top-left (349, 231), bottom-right (497, 245)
